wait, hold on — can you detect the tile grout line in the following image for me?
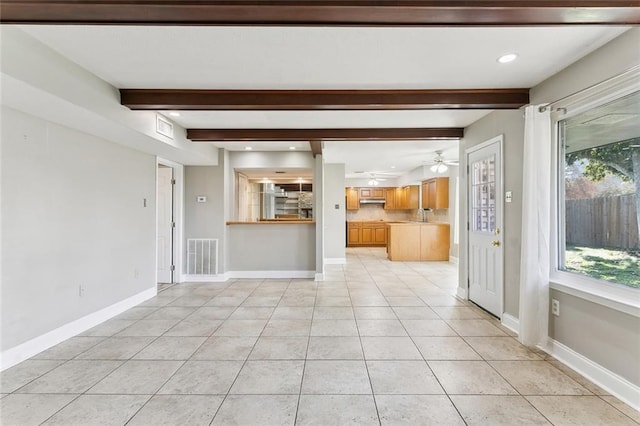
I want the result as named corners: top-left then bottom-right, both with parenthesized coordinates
top-left (293, 275), bottom-right (320, 425)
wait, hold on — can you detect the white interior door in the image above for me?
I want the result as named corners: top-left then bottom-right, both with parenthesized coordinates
top-left (467, 137), bottom-right (503, 317)
top-left (157, 166), bottom-right (173, 283)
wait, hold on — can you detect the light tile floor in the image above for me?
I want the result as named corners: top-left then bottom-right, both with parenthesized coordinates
top-left (1, 247), bottom-right (638, 425)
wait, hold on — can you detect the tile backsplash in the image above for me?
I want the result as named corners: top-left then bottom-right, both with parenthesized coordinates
top-left (346, 204), bottom-right (450, 223)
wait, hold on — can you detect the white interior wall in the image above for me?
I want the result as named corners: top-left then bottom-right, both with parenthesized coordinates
top-left (1, 106), bottom-right (157, 360)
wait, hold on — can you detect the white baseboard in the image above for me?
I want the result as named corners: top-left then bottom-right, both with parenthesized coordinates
top-left (449, 256), bottom-right (459, 264)
top-left (547, 338), bottom-right (640, 411)
top-left (456, 286), bottom-right (467, 299)
top-left (228, 270), bottom-right (315, 279)
top-left (315, 273), bottom-right (325, 281)
top-left (182, 273), bottom-right (230, 282)
top-left (324, 258), bottom-right (346, 265)
top-left (0, 287), bottom-right (156, 371)
top-left (501, 313), bottom-right (520, 335)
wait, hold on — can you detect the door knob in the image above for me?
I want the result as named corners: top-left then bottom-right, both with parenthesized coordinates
top-left (491, 240), bottom-right (501, 247)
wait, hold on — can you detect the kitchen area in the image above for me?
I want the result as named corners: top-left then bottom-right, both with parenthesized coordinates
top-left (346, 177), bottom-right (452, 261)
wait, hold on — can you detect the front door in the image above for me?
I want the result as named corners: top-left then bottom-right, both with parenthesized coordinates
top-left (157, 165), bottom-right (174, 283)
top-left (467, 136), bottom-right (503, 317)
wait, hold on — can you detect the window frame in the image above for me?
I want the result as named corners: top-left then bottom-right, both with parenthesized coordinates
top-left (549, 69), bottom-right (640, 317)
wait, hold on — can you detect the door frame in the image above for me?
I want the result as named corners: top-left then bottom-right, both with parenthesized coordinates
top-left (156, 157), bottom-right (184, 284)
top-left (462, 134), bottom-right (505, 318)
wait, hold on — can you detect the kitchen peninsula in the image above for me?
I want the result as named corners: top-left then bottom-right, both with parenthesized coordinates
top-left (387, 222), bottom-right (450, 261)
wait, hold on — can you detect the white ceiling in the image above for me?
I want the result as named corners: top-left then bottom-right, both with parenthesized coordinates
top-left (17, 25), bottom-right (629, 178)
top-left (324, 140), bottom-right (460, 178)
top-left (20, 26), bottom-right (627, 90)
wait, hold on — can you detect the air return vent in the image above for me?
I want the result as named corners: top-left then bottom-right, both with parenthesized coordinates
top-left (187, 239), bottom-right (218, 275)
top-left (156, 114), bottom-right (174, 139)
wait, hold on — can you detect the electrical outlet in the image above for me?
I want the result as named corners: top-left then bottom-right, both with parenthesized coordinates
top-left (551, 299), bottom-right (560, 316)
top-left (79, 284), bottom-right (85, 297)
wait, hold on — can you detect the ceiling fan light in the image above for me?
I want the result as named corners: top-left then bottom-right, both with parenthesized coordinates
top-left (430, 164), bottom-right (439, 173)
top-left (436, 164), bottom-right (448, 173)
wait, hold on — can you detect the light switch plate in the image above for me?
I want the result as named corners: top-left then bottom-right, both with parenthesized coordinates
top-left (505, 191), bottom-right (513, 203)
top-left (196, 196), bottom-right (207, 203)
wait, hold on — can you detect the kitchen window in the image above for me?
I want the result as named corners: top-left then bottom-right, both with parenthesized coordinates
top-left (556, 90), bottom-right (639, 292)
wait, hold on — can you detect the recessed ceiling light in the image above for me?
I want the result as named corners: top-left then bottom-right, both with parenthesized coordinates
top-left (245, 146), bottom-right (253, 150)
top-left (289, 146), bottom-right (296, 150)
top-left (169, 112), bottom-right (180, 117)
top-left (497, 53), bottom-right (518, 64)
top-left (390, 166), bottom-right (396, 169)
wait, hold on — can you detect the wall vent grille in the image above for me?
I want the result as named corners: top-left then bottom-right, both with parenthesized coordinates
top-left (187, 239), bottom-right (218, 275)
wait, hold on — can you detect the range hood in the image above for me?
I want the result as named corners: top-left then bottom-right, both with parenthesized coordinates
top-left (360, 199), bottom-right (386, 204)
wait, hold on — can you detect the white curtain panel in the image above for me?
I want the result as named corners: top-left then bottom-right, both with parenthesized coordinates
top-left (519, 106), bottom-right (552, 348)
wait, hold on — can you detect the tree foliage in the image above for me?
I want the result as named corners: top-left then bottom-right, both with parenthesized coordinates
top-left (566, 138), bottom-right (638, 182)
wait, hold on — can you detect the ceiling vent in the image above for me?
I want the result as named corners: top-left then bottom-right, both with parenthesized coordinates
top-left (156, 114), bottom-right (174, 139)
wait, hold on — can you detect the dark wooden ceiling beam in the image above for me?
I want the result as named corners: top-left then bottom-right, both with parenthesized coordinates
top-left (187, 128), bottom-right (463, 141)
top-left (2, 1), bottom-right (639, 25)
top-left (309, 140), bottom-right (323, 157)
top-left (121, 89), bottom-right (529, 111)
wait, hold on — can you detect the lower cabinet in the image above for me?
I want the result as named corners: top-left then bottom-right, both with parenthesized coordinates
top-left (387, 223), bottom-right (450, 261)
top-left (348, 222), bottom-right (387, 247)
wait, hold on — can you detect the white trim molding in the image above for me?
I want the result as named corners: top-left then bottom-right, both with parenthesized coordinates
top-left (546, 338), bottom-right (640, 412)
top-left (449, 256), bottom-right (459, 265)
top-left (550, 279), bottom-right (640, 318)
top-left (182, 273), bottom-right (230, 283)
top-left (324, 258), bottom-right (347, 265)
top-left (501, 313), bottom-right (520, 335)
top-left (229, 270), bottom-right (315, 279)
top-left (0, 287), bottom-right (157, 371)
top-left (456, 286), bottom-right (468, 299)
top-left (315, 273), bottom-right (325, 282)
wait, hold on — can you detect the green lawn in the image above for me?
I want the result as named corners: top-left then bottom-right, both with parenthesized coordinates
top-left (565, 245), bottom-right (640, 288)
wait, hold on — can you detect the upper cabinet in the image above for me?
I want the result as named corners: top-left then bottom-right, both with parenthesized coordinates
top-left (346, 185), bottom-right (419, 210)
top-left (384, 187), bottom-right (396, 210)
top-left (346, 187), bottom-right (359, 210)
top-left (359, 187), bottom-right (385, 199)
top-left (388, 185), bottom-right (418, 210)
top-left (422, 177), bottom-right (449, 210)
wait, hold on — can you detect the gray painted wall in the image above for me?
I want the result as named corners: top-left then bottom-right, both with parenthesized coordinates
top-left (1, 106), bottom-right (156, 351)
top-left (549, 289), bottom-right (640, 386)
top-left (184, 150), bottom-right (318, 274)
top-left (459, 28), bottom-right (640, 386)
top-left (531, 28), bottom-right (640, 385)
top-left (459, 109), bottom-right (525, 317)
top-left (226, 224), bottom-right (316, 271)
top-left (323, 163), bottom-right (346, 260)
top-left (184, 162), bottom-right (227, 274)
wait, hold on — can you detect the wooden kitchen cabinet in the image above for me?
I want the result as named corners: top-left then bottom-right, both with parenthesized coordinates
top-left (393, 185), bottom-right (419, 210)
top-left (346, 187), bottom-right (359, 210)
top-left (422, 177), bottom-right (449, 210)
top-left (387, 222), bottom-right (450, 261)
top-left (384, 187), bottom-right (396, 210)
top-left (359, 187), bottom-right (385, 199)
top-left (348, 221), bottom-right (387, 247)
top-left (405, 185), bottom-right (419, 209)
top-left (348, 222), bottom-right (361, 244)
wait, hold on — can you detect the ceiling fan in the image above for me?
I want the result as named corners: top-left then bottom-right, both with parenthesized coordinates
top-left (367, 173), bottom-right (388, 186)
top-left (430, 150), bottom-right (458, 174)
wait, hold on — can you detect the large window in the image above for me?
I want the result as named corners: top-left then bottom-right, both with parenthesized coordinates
top-left (558, 91), bottom-right (639, 289)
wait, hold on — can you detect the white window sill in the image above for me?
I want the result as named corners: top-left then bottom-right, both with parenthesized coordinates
top-left (550, 271), bottom-right (640, 318)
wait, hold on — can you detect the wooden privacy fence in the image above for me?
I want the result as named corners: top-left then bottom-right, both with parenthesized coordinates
top-left (566, 194), bottom-right (639, 250)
